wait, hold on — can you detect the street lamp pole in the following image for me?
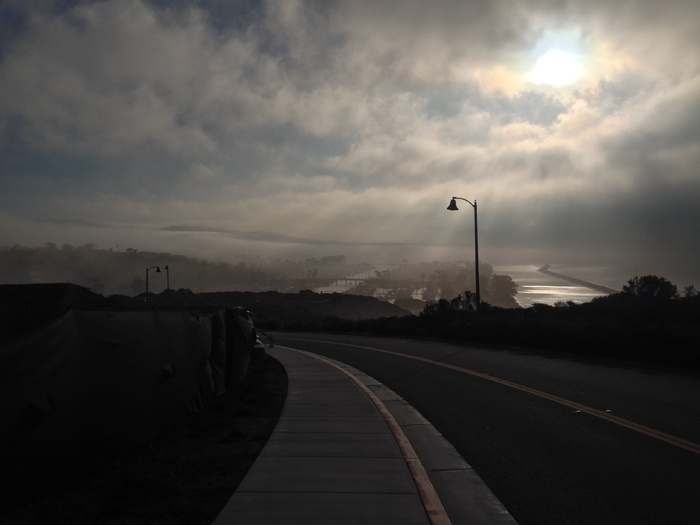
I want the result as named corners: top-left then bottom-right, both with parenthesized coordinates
top-left (447, 197), bottom-right (480, 311)
top-left (145, 265), bottom-right (161, 301)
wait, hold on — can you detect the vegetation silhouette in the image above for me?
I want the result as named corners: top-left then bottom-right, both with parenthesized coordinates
top-left (268, 276), bottom-right (700, 370)
top-left (3, 243), bottom-right (697, 369)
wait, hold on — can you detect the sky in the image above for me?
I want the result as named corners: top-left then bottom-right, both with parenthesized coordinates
top-left (1, 0), bottom-right (699, 287)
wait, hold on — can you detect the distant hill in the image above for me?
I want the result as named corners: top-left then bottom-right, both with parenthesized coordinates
top-left (146, 289), bottom-right (412, 324)
top-left (1, 284), bottom-right (411, 341)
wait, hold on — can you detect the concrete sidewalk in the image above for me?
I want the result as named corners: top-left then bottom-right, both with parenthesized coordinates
top-left (212, 346), bottom-right (516, 524)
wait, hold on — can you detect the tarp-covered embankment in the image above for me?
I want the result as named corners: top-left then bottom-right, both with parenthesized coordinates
top-left (0, 284), bottom-right (255, 509)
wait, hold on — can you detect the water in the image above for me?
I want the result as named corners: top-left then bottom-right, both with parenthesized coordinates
top-left (314, 273), bottom-right (375, 294)
top-left (314, 265), bottom-right (400, 295)
top-left (314, 279), bottom-right (363, 294)
top-left (495, 264), bottom-right (624, 308)
top-left (314, 263), bottom-right (626, 308)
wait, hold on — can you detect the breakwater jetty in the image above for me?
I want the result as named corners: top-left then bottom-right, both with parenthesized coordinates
top-left (538, 265), bottom-right (619, 295)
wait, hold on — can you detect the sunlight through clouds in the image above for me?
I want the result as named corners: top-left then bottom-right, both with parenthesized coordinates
top-left (529, 49), bottom-right (583, 86)
top-left (0, 0), bottom-right (699, 285)
top-left (525, 28), bottom-right (587, 86)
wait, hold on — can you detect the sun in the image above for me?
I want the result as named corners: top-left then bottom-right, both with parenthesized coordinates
top-left (529, 49), bottom-right (583, 86)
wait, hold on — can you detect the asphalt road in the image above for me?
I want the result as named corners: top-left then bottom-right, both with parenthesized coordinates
top-left (275, 332), bottom-right (700, 525)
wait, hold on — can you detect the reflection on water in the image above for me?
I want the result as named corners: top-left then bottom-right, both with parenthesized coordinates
top-left (516, 284), bottom-right (602, 307)
top-left (314, 281), bottom-right (358, 294)
top-left (314, 265), bottom-right (400, 295)
top-left (496, 265), bottom-right (624, 308)
top-left (314, 263), bottom-right (625, 309)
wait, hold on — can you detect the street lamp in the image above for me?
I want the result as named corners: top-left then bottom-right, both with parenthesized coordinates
top-left (145, 265), bottom-right (161, 301)
top-left (447, 197), bottom-right (480, 311)
top-left (164, 265), bottom-right (170, 292)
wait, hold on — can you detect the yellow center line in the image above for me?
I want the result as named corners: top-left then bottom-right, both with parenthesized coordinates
top-left (285, 338), bottom-right (700, 455)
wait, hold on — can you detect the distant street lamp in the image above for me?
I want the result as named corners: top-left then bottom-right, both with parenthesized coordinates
top-left (447, 197), bottom-right (480, 311)
top-left (164, 265), bottom-right (170, 292)
top-left (145, 265), bottom-right (161, 301)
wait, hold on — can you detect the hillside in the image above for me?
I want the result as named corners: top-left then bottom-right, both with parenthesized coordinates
top-left (144, 289), bottom-right (412, 324)
top-left (1, 284), bottom-right (410, 341)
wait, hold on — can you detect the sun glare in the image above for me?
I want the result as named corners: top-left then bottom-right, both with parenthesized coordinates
top-left (529, 49), bottom-right (583, 86)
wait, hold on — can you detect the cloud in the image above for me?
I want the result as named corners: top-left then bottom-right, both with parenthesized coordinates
top-left (161, 223), bottom-right (430, 249)
top-left (0, 0), bottom-right (699, 286)
top-left (0, 1), bottom-right (215, 155)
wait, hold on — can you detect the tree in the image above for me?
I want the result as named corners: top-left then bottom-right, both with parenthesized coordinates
top-left (486, 274), bottom-right (519, 308)
top-left (622, 275), bottom-right (678, 300)
top-left (420, 291), bottom-right (478, 318)
top-left (683, 285), bottom-right (698, 298)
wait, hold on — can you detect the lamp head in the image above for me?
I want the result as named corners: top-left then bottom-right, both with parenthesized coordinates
top-left (155, 266), bottom-right (161, 273)
top-left (447, 198), bottom-right (459, 211)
